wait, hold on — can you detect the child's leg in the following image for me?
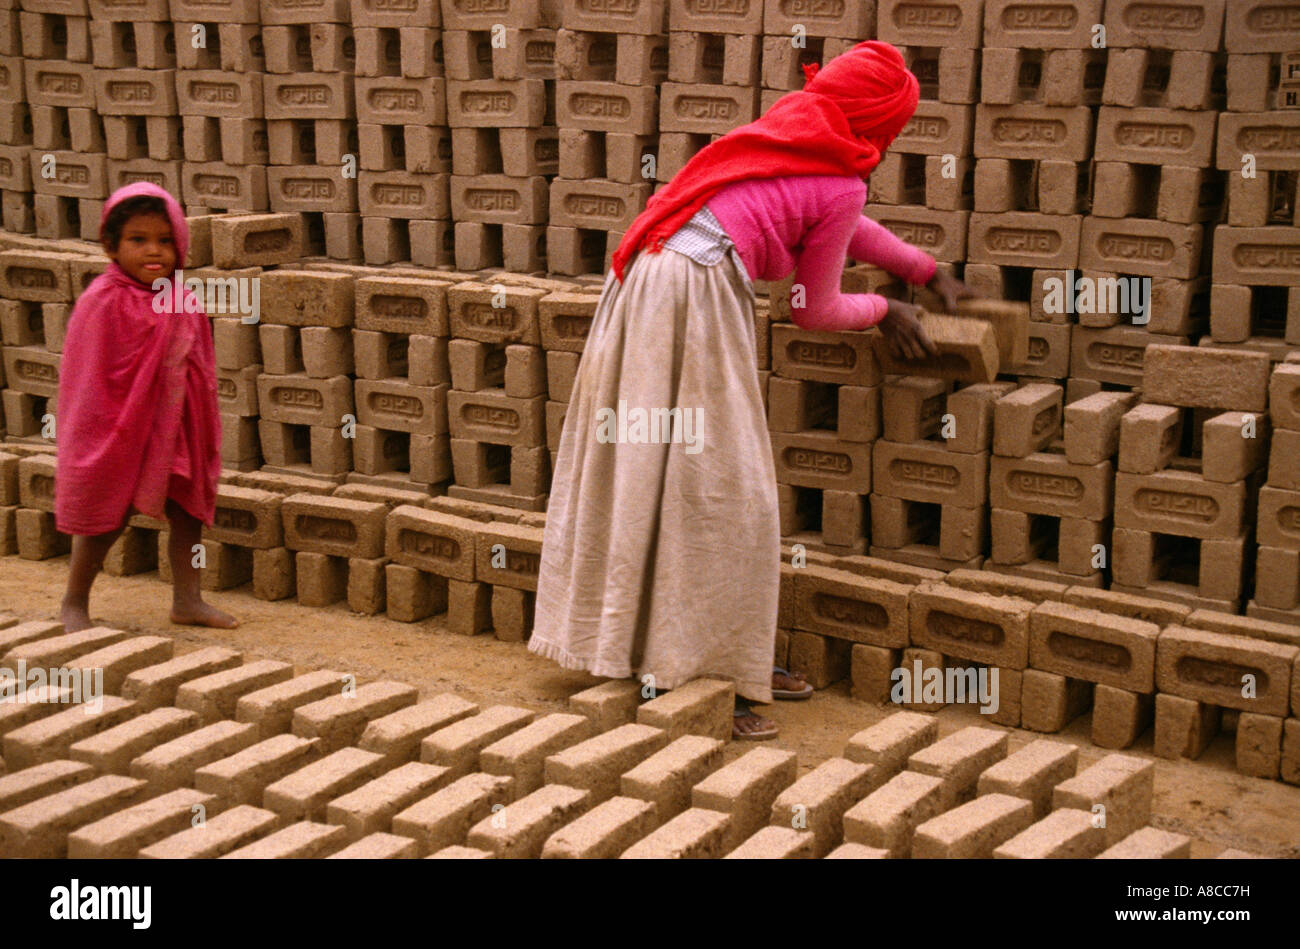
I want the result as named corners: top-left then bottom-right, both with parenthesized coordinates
top-left (60, 528), bottom-right (126, 632)
top-left (165, 500), bottom-right (238, 628)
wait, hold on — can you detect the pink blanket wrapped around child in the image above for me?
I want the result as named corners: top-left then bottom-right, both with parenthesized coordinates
top-left (54, 182), bottom-right (221, 536)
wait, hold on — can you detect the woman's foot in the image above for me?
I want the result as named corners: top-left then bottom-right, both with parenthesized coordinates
top-left (171, 600), bottom-right (239, 629)
top-left (733, 702), bottom-right (778, 741)
top-left (58, 602), bottom-right (94, 633)
top-left (772, 667), bottom-right (814, 700)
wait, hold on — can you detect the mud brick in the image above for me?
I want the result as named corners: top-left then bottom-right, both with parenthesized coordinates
top-left (261, 747), bottom-right (386, 823)
top-left (537, 796), bottom-right (654, 859)
top-left (1230, 711), bottom-right (1284, 780)
top-left (93, 68), bottom-right (177, 119)
top-left (1092, 106), bottom-right (1216, 169)
top-left (390, 772), bottom-right (514, 855)
top-left (907, 726), bottom-right (1010, 809)
top-left (880, 378), bottom-right (947, 444)
top-left (354, 380), bottom-right (448, 437)
top-left (538, 292), bottom-right (597, 353)
top-left (1146, 344), bottom-right (1272, 414)
top-left (1092, 685), bottom-right (1155, 750)
top-left (1078, 217), bottom-right (1203, 281)
top-left (1201, 412), bottom-right (1268, 484)
top-left (880, 0), bottom-right (983, 45)
top-left (874, 312), bottom-right (1000, 383)
top-left (0, 773), bottom-right (147, 858)
top-left (1051, 753), bottom-right (1152, 847)
top-left (991, 453), bottom-right (1113, 521)
top-left (1029, 601), bottom-right (1159, 692)
top-left (291, 681), bottom-right (418, 756)
top-left (975, 739), bottom-right (1076, 820)
top-left (718, 825), bottom-right (812, 859)
top-left (761, 0), bottom-right (870, 34)
top-left (295, 549), bottom-right (351, 605)
top-left (1114, 471), bottom-right (1249, 541)
top-left (475, 714), bottom-right (591, 798)
top-left (1, 696), bottom-right (136, 772)
top-left (213, 318), bottom-right (261, 372)
top-left (191, 734), bottom-right (320, 809)
top-left (992, 807), bottom-right (1104, 858)
top-left (139, 803), bottom-right (276, 859)
top-left (1097, 826), bottom-right (1195, 860)
top-left (1, 625), bottom-right (128, 674)
top-left (788, 630), bottom-right (852, 690)
top-left (794, 565), bottom-right (911, 649)
top-left (968, 212), bottom-right (1081, 269)
top-left (1103, 0), bottom-right (1224, 49)
top-left (321, 763), bottom-right (448, 843)
top-left (768, 757), bottom-right (874, 858)
top-left (1069, 327), bottom-right (1183, 387)
top-left (444, 78), bottom-right (547, 129)
top-left (129, 720), bottom-right (259, 794)
top-left (0, 760), bottom-right (93, 818)
top-left (235, 670), bottom-right (346, 741)
top-left (689, 747), bottom-right (796, 853)
top-left (181, 162), bottom-right (268, 211)
top-left (450, 174), bottom-right (548, 226)
top-left (259, 270), bottom-right (354, 328)
top-left (261, 72), bottom-right (353, 122)
top-left (2, 347), bottom-right (59, 399)
top-left (14, 507), bottom-right (67, 560)
top-left (554, 80), bottom-right (658, 135)
top-left (1020, 669), bottom-right (1092, 732)
top-left (355, 276), bottom-right (451, 337)
top-left (974, 105), bottom-right (1094, 161)
top-left (634, 679), bottom-right (733, 743)
top-left (323, 832), bottom-right (418, 858)
top-left (872, 440), bottom-right (987, 507)
top-left (170, 661), bottom-right (293, 728)
top-left (28, 150), bottom-right (104, 201)
top-left (1267, 363), bottom-right (1300, 433)
top-left (842, 707), bottom-right (935, 785)
top-left (1186, 610), bottom-right (1300, 650)
top-left (355, 76), bottom-right (447, 127)
top-left (1007, 321), bottom-right (1071, 378)
top-left (1224, 1), bottom-right (1300, 51)
top-left (1271, 429), bottom-right (1300, 490)
top-left (910, 584), bottom-right (1033, 669)
top-left (993, 384), bottom-right (1063, 458)
top-left (0, 251), bottom-right (74, 304)
top-left (280, 494), bottom-right (385, 560)
top-left (503, 344), bottom-right (548, 399)
top-left (548, 178), bottom-right (651, 232)
top-left (566, 681), bottom-right (641, 735)
top-left (657, 82), bottom-right (756, 135)
top-left (1064, 391), bottom-right (1136, 465)
top-left (1117, 404), bottom-right (1182, 474)
top-left (447, 283), bottom-right (544, 346)
top-left (461, 783), bottom-right (589, 859)
top-left (267, 166), bottom-right (359, 216)
top-left (419, 705), bottom-right (536, 779)
top-left (0, 621), bottom-right (63, 659)
top-left (909, 793), bottom-right (1033, 860)
top-left (353, 331), bottom-right (411, 381)
top-left (602, 738), bottom-right (723, 836)
top-left (982, 0), bottom-right (1102, 47)
top-left (542, 722), bottom-right (668, 806)
top-left (24, 60), bottom-right (95, 109)
top-left (1156, 625), bottom-right (1296, 716)
top-left (351, 697), bottom-right (477, 770)
top-left (544, 350), bottom-right (580, 403)
top-left (941, 381), bottom-right (1014, 454)
top-left (66, 786), bottom-right (217, 860)
top-left (617, 806), bottom-right (727, 859)
top-left (474, 521), bottom-right (543, 591)
top-left (219, 819), bottom-right (345, 858)
top-left (770, 324), bottom-right (880, 386)
top-left (62, 636), bottom-right (174, 696)
top-left (210, 215), bottom-right (303, 270)
top-left (841, 770), bottom-right (945, 858)
top-left (1254, 546), bottom-right (1300, 611)
top-left (384, 505), bottom-right (477, 582)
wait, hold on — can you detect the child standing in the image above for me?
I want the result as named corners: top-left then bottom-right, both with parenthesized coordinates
top-left (528, 42), bottom-right (971, 739)
top-left (55, 182), bottom-right (235, 632)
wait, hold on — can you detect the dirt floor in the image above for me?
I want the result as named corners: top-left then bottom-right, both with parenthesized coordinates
top-left (2, 554), bottom-right (1297, 858)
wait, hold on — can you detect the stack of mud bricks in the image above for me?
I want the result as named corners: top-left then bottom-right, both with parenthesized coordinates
top-left (867, 0), bottom-right (977, 306)
top-left (550, 0), bottom-right (658, 276)
top-left (12, 0), bottom-right (108, 240)
top-left (987, 379), bottom-right (1115, 587)
top-left (1063, 0), bottom-right (1225, 398)
top-left (1211, 0), bottom-right (1300, 358)
top-left (1253, 354), bottom-right (1300, 624)
top-left (755, 0), bottom-right (873, 116)
top-left (442, 0), bottom-right (555, 273)
top-left (352, 0), bottom-right (448, 267)
top-left (173, 0), bottom-right (268, 214)
top-left (445, 274), bottom-right (581, 512)
top-left (258, 0), bottom-right (359, 259)
top-left (1112, 343), bottom-right (1271, 614)
top-left (379, 495), bottom-right (545, 640)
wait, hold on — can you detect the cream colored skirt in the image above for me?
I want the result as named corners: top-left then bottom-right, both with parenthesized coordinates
top-left (528, 245), bottom-right (779, 703)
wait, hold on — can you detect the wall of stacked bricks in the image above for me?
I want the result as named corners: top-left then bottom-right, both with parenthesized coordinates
top-left (0, 618), bottom-right (1275, 857)
top-left (0, 0), bottom-right (1298, 790)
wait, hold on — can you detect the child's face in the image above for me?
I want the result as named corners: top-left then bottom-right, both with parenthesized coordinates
top-left (105, 212), bottom-right (176, 284)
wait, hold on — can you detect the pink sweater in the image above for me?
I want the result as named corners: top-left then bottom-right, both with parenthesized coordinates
top-left (706, 174), bottom-right (937, 331)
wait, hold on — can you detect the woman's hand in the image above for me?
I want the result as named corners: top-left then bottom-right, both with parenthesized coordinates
top-left (879, 298), bottom-right (938, 361)
top-left (926, 269), bottom-right (977, 312)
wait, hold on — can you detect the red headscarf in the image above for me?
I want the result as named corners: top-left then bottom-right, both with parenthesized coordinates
top-left (611, 40), bottom-right (920, 283)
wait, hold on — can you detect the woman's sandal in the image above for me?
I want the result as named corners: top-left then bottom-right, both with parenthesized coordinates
top-left (772, 666), bottom-right (814, 700)
top-left (733, 704), bottom-right (779, 741)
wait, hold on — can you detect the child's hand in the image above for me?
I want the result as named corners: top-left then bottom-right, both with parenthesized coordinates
top-left (879, 299), bottom-right (938, 360)
top-left (927, 269), bottom-right (977, 312)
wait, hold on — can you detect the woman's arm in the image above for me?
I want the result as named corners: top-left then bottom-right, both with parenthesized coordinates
top-left (788, 195), bottom-right (892, 332)
top-left (847, 214), bottom-right (938, 286)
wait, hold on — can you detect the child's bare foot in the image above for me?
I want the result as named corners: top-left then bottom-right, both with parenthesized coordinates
top-left (58, 603), bottom-right (94, 633)
top-left (170, 601), bottom-right (239, 628)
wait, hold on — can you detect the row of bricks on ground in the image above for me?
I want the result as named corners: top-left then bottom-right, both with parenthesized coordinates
top-left (0, 621), bottom-right (1252, 860)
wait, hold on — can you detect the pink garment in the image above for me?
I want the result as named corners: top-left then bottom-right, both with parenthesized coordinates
top-left (706, 174), bottom-right (937, 330)
top-left (54, 183), bottom-right (221, 536)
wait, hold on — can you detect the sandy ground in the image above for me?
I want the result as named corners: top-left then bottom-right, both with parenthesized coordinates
top-left (2, 554), bottom-right (1296, 858)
